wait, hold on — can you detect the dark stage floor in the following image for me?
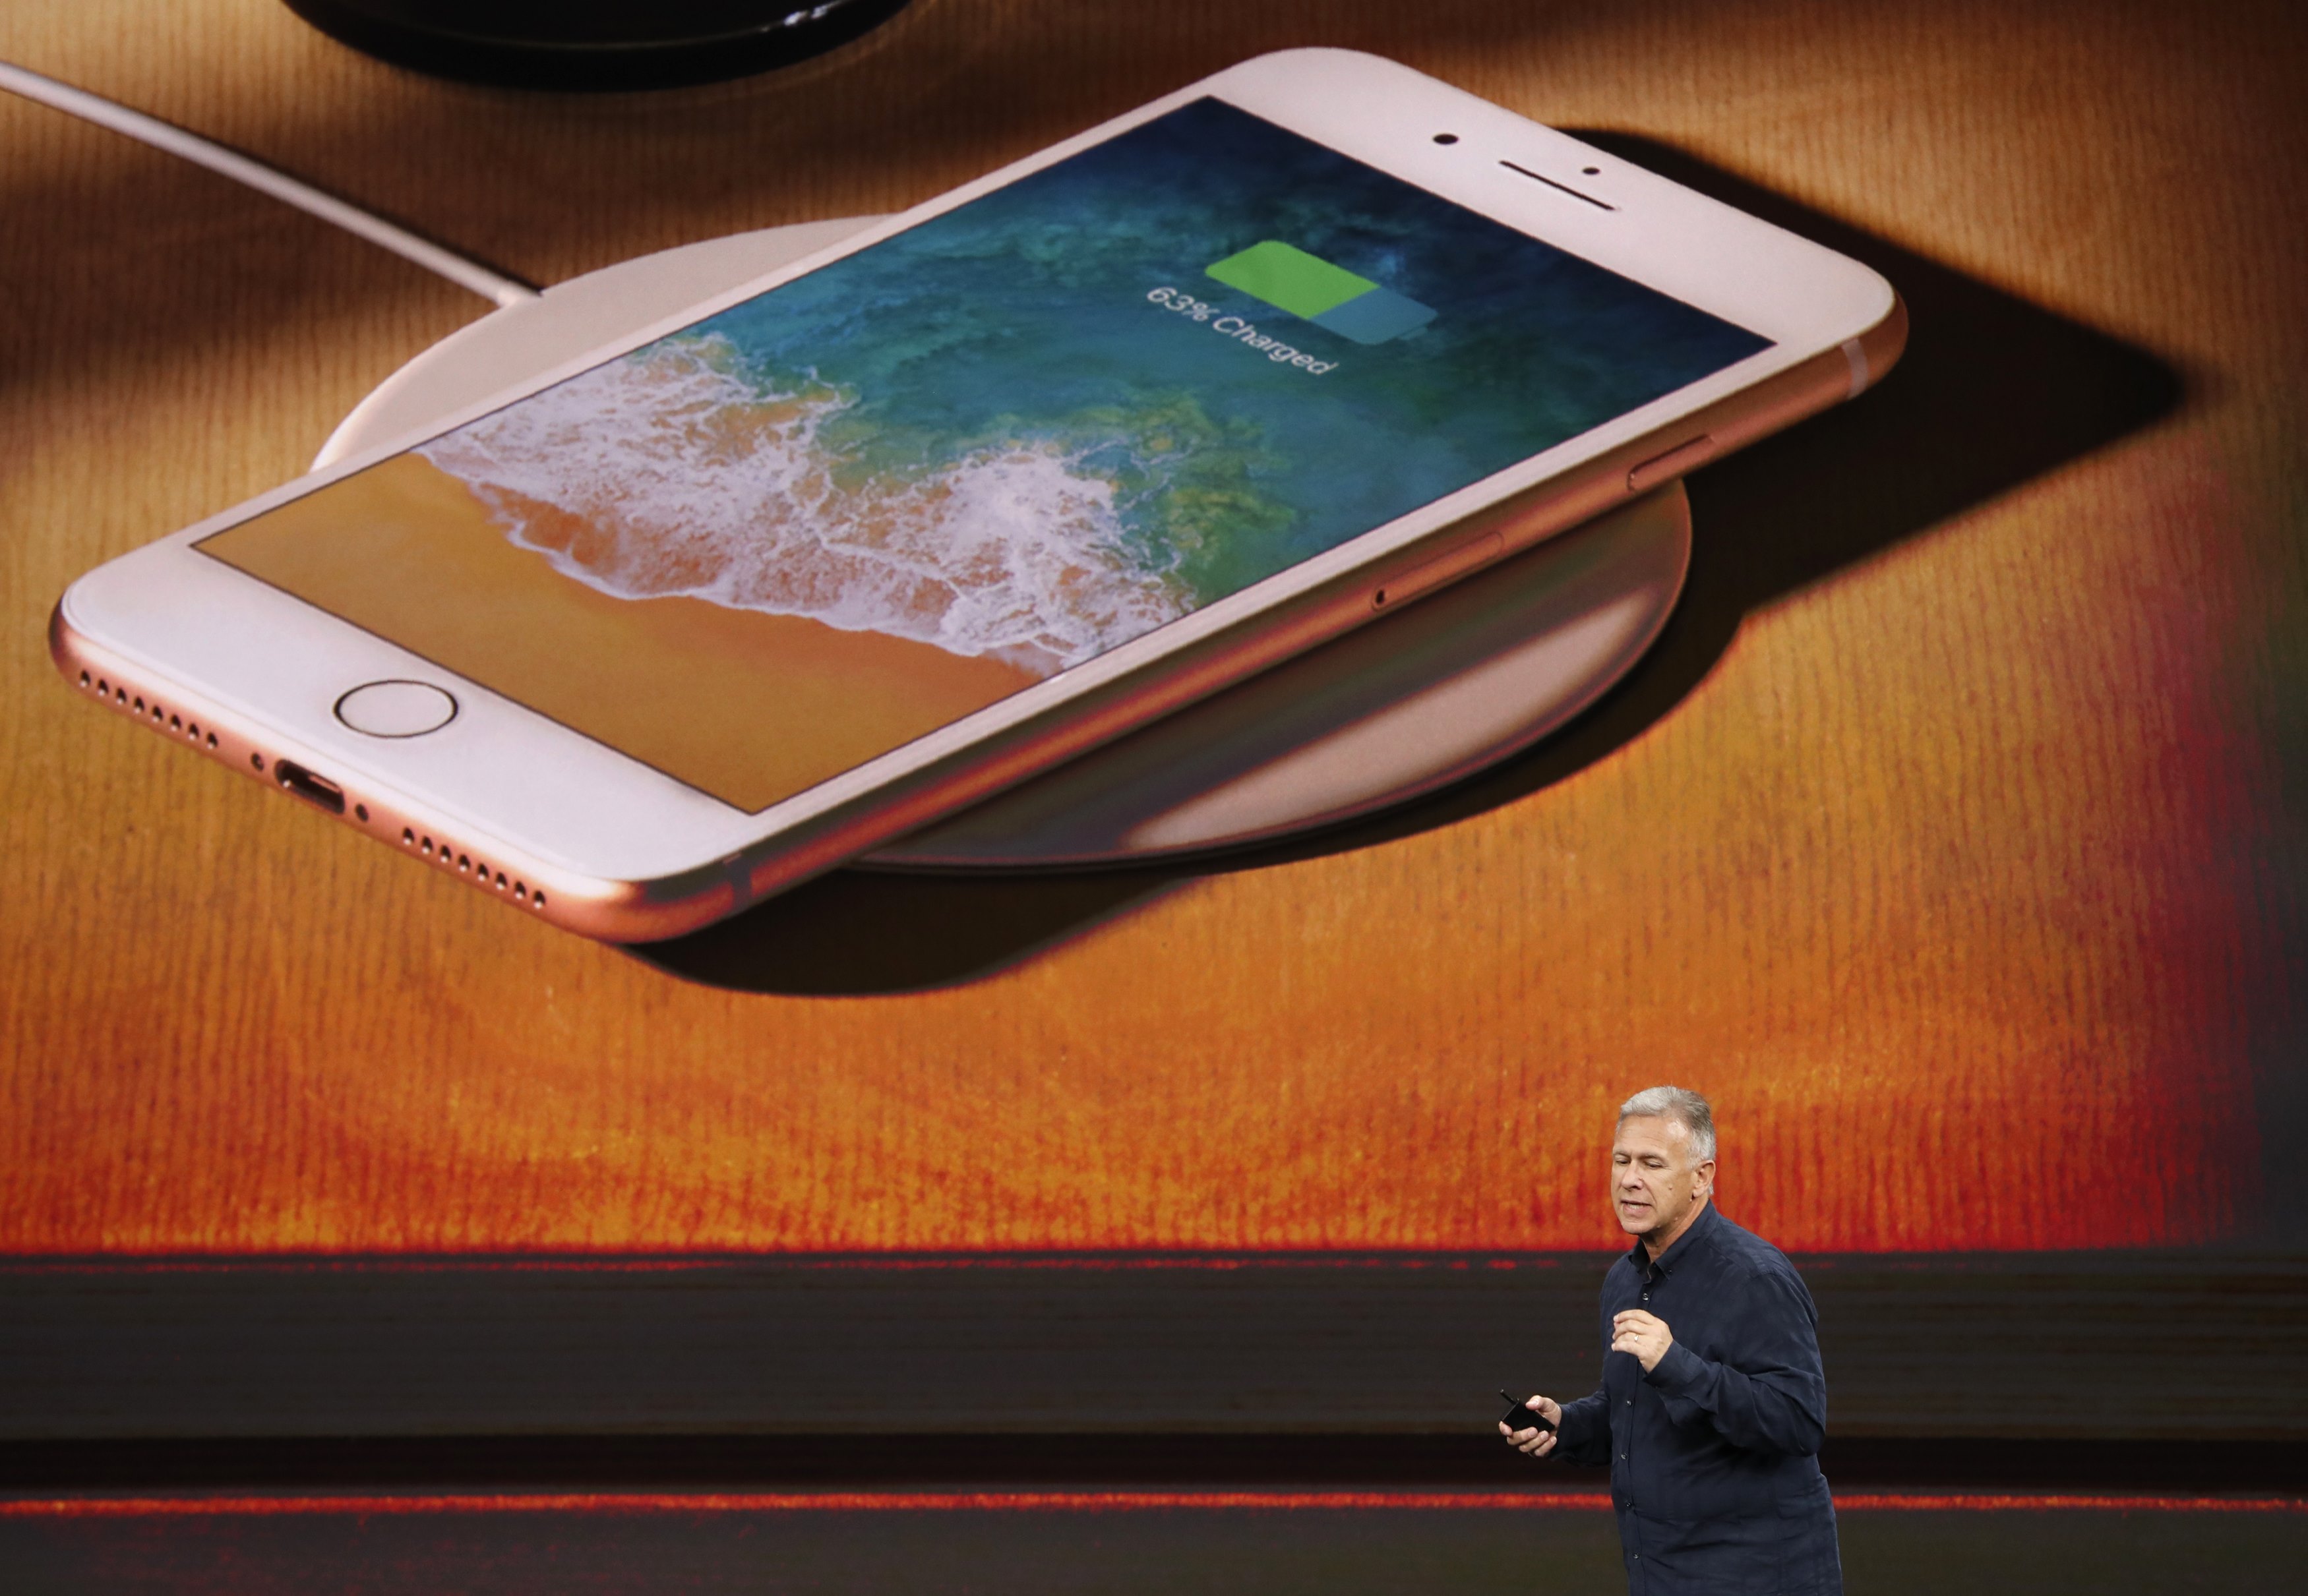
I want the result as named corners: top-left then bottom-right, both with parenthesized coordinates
top-left (6, 1492), bottom-right (2303, 1595)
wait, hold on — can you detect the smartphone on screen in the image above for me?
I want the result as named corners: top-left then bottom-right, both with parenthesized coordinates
top-left (52, 49), bottom-right (1902, 942)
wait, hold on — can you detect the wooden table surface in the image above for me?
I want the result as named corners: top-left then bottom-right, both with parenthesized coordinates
top-left (3, 0), bottom-right (2303, 1258)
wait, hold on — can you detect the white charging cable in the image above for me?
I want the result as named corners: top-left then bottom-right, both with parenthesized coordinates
top-left (1, 59), bottom-right (539, 309)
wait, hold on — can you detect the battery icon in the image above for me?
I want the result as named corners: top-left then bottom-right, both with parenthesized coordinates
top-left (1204, 240), bottom-right (1436, 345)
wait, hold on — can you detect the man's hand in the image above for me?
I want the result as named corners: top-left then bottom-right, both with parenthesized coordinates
top-left (1611, 1309), bottom-right (1674, 1372)
top-left (1498, 1394), bottom-right (1561, 1457)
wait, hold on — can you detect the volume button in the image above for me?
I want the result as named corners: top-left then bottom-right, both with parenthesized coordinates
top-left (1372, 531), bottom-right (1503, 610)
top-left (1626, 434), bottom-right (1715, 494)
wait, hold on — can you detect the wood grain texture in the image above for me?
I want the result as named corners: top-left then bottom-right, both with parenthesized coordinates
top-left (2, 0), bottom-right (2303, 1253)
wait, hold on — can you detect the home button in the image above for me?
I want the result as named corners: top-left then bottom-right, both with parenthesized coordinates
top-left (334, 680), bottom-right (458, 738)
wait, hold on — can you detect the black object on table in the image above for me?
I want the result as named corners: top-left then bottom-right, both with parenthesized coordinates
top-left (282, 0), bottom-right (915, 91)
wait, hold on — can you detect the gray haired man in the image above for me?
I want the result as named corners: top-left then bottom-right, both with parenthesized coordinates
top-left (1502, 1086), bottom-right (1842, 1595)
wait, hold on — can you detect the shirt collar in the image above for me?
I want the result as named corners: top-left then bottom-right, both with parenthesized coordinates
top-left (1631, 1197), bottom-right (1720, 1280)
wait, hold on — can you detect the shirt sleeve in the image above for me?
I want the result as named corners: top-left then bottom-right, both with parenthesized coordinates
top-left (1641, 1262), bottom-right (1827, 1456)
top-left (1552, 1381), bottom-right (1615, 1466)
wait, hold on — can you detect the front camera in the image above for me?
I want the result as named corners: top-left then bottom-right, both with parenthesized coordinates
top-left (1433, 133), bottom-right (1459, 145)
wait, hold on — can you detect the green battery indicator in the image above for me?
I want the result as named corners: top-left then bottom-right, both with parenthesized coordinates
top-left (1204, 240), bottom-right (1436, 345)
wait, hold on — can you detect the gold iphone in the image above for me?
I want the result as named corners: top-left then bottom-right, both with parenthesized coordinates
top-left (52, 49), bottom-right (1903, 941)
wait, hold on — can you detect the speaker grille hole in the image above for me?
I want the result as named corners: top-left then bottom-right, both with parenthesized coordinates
top-left (390, 825), bottom-right (547, 913)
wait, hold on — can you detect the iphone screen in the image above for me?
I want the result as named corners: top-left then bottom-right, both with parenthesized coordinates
top-left (204, 98), bottom-right (1768, 811)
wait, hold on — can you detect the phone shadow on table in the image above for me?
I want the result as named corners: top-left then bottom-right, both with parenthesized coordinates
top-left (630, 133), bottom-right (2185, 998)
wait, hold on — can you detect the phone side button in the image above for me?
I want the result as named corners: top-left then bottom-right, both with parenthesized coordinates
top-left (1372, 531), bottom-right (1503, 611)
top-left (1625, 434), bottom-right (1715, 494)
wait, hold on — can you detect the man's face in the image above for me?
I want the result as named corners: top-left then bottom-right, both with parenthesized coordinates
top-left (1611, 1115), bottom-right (1715, 1241)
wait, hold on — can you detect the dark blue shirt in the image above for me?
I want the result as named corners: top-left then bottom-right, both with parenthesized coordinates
top-left (1554, 1202), bottom-right (1842, 1595)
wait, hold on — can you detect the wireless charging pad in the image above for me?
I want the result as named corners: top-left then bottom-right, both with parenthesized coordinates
top-left (318, 218), bottom-right (1689, 868)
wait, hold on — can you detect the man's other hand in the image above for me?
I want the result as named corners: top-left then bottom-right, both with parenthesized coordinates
top-left (1611, 1309), bottom-right (1674, 1371)
top-left (1498, 1395), bottom-right (1561, 1456)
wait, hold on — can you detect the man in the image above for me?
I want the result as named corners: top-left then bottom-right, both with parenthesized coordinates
top-left (1502, 1086), bottom-right (1840, 1595)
